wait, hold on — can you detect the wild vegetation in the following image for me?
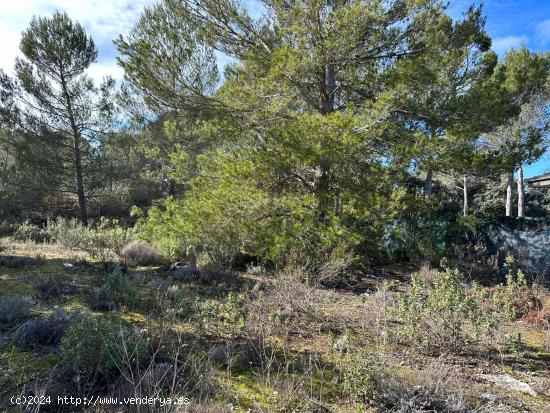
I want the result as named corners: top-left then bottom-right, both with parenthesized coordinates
top-left (0, 0), bottom-right (549, 412)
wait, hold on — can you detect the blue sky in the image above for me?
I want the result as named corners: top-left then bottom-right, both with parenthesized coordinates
top-left (0, 0), bottom-right (548, 177)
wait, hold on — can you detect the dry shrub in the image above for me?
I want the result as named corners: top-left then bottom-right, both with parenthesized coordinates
top-left (523, 294), bottom-right (550, 327)
top-left (36, 276), bottom-right (79, 299)
top-left (414, 264), bottom-right (439, 287)
top-left (121, 240), bottom-right (161, 266)
top-left (0, 295), bottom-right (34, 323)
top-left (15, 308), bottom-right (71, 348)
top-left (245, 270), bottom-right (322, 340)
top-left (377, 360), bottom-right (469, 413)
top-left (111, 330), bottom-right (216, 413)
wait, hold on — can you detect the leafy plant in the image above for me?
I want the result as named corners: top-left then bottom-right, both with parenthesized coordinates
top-left (99, 265), bottom-right (137, 305)
top-left (60, 311), bottom-right (149, 377)
top-left (0, 295), bottom-right (34, 323)
top-left (397, 267), bottom-right (495, 353)
top-left (341, 350), bottom-right (379, 403)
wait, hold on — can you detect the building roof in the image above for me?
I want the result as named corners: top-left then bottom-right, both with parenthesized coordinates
top-left (525, 172), bottom-right (550, 184)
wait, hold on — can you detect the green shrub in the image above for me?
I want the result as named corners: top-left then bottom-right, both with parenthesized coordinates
top-left (60, 312), bottom-right (149, 377)
top-left (135, 151), bottom-right (374, 268)
top-left (0, 295), bottom-right (34, 323)
top-left (45, 217), bottom-right (90, 249)
top-left (98, 266), bottom-right (137, 305)
top-left (397, 267), bottom-right (495, 353)
top-left (491, 265), bottom-right (541, 321)
top-left (13, 221), bottom-right (45, 242)
top-left (85, 218), bottom-right (135, 261)
top-left (341, 350), bottom-right (379, 403)
top-left (190, 292), bottom-right (248, 336)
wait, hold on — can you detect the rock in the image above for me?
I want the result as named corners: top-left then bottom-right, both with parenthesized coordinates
top-left (333, 336), bottom-right (348, 353)
top-left (172, 266), bottom-right (201, 283)
top-left (480, 393), bottom-right (498, 402)
top-left (480, 374), bottom-right (537, 397)
top-left (62, 262), bottom-right (74, 269)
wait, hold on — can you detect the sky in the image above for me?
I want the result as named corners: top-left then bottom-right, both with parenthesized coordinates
top-left (0, 0), bottom-right (548, 177)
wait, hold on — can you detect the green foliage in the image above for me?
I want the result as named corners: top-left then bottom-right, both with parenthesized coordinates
top-left (191, 292), bottom-right (247, 337)
top-left (60, 311), bottom-right (149, 377)
top-left (397, 267), bottom-right (495, 352)
top-left (99, 266), bottom-right (137, 305)
top-left (0, 295), bottom-right (34, 324)
top-left (45, 217), bottom-right (135, 262)
top-left (45, 217), bottom-right (89, 249)
top-left (341, 350), bottom-right (379, 403)
top-left (492, 255), bottom-right (534, 321)
top-left (12, 221), bottom-right (45, 243)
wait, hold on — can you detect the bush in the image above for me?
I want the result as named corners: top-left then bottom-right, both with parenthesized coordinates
top-left (97, 265), bottom-right (137, 306)
top-left (0, 237), bottom-right (8, 252)
top-left (376, 360), bottom-right (469, 413)
top-left (36, 276), bottom-right (78, 299)
top-left (44, 217), bottom-right (90, 249)
top-left (121, 240), bottom-right (160, 266)
top-left (341, 350), bottom-right (379, 403)
top-left (85, 218), bottom-right (135, 262)
top-left (15, 308), bottom-right (70, 348)
top-left (0, 295), bottom-right (34, 323)
top-left (396, 267), bottom-right (495, 353)
top-left (491, 257), bottom-right (540, 321)
top-left (60, 311), bottom-right (149, 377)
top-left (12, 221), bottom-right (45, 242)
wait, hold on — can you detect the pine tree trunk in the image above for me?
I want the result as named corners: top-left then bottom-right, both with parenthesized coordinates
top-left (424, 169), bottom-right (433, 199)
top-left (517, 164), bottom-right (524, 217)
top-left (506, 172), bottom-right (514, 217)
top-left (463, 175), bottom-right (468, 216)
top-left (73, 139), bottom-right (88, 226)
top-left (61, 72), bottom-right (88, 226)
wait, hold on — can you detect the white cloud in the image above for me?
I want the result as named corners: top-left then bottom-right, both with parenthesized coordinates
top-left (492, 35), bottom-right (529, 56)
top-left (535, 19), bottom-right (550, 45)
top-left (0, 0), bottom-right (155, 82)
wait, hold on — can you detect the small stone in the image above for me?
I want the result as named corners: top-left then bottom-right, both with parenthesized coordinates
top-left (480, 374), bottom-right (537, 397)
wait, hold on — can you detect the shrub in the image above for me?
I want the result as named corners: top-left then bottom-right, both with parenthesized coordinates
top-left (376, 360), bottom-right (469, 413)
top-left (0, 237), bottom-right (8, 252)
top-left (45, 217), bottom-right (90, 249)
top-left (84, 218), bottom-right (135, 262)
top-left (341, 350), bottom-right (379, 403)
top-left (396, 267), bottom-right (495, 353)
top-left (36, 276), bottom-right (78, 299)
top-left (97, 265), bottom-right (137, 305)
top-left (491, 258), bottom-right (540, 321)
top-left (15, 308), bottom-right (70, 348)
top-left (121, 240), bottom-right (161, 266)
top-left (60, 312), bottom-right (149, 377)
top-left (12, 221), bottom-right (45, 242)
top-left (0, 295), bottom-right (34, 323)
top-left (191, 292), bottom-right (248, 337)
